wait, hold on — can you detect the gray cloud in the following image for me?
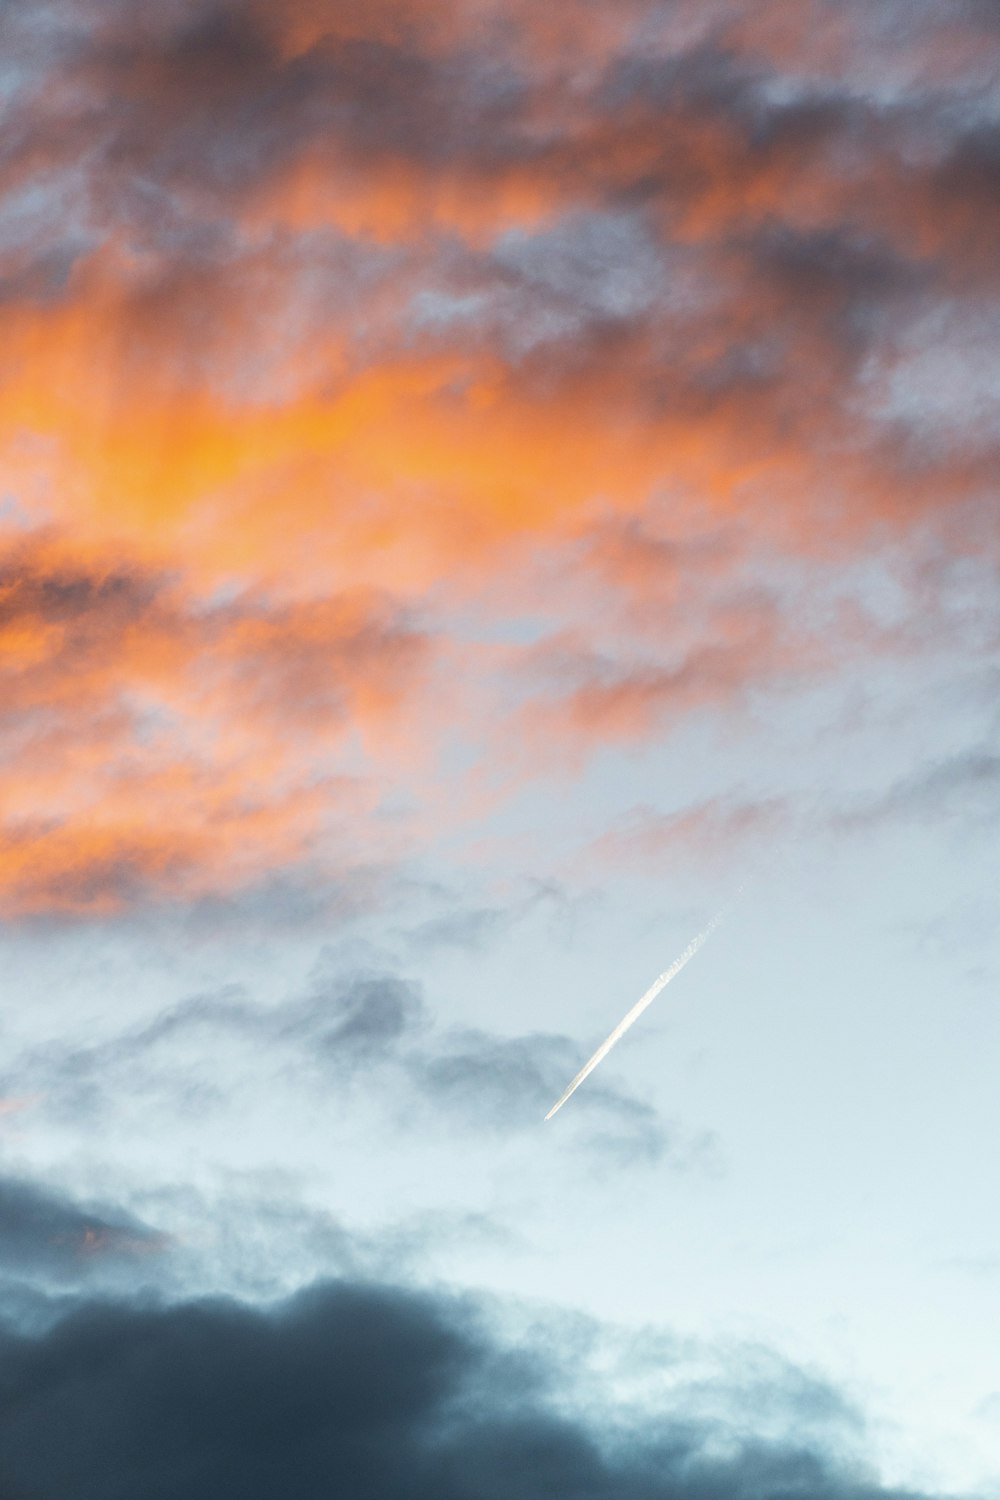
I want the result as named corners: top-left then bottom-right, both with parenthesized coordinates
top-left (583, 739), bottom-right (1000, 869)
top-left (12, 1), bottom-right (1000, 318)
top-left (399, 878), bottom-right (576, 954)
top-left (408, 210), bottom-right (674, 368)
top-left (409, 1028), bottom-right (696, 1167)
top-left (7, 960), bottom-right (688, 1165)
top-left (6, 971), bottom-right (424, 1119)
top-left (404, 905), bottom-right (513, 952)
top-left (835, 750), bottom-right (1000, 832)
top-left (0, 1177), bottom-right (168, 1287)
top-left (0, 1273), bottom-right (939, 1500)
top-left (9, 0), bottom-right (532, 221)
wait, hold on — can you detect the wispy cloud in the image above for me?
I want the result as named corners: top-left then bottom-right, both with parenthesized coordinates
top-left (6, 960), bottom-right (694, 1166)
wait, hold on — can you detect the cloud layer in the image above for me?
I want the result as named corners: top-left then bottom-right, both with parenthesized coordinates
top-left (2, 0), bottom-right (998, 912)
top-left (0, 1273), bottom-right (934, 1500)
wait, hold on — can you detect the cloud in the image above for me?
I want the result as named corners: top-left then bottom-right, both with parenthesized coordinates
top-left (582, 744), bottom-right (1000, 866)
top-left (512, 597), bottom-right (823, 752)
top-left (0, 1273), bottom-right (940, 1500)
top-left (410, 1027), bottom-right (677, 1162)
top-left (0, 1099), bottom-right (38, 1121)
top-left (1, 0), bottom-right (999, 914)
top-left (5, 971), bottom-right (425, 1120)
top-left (0, 1176), bottom-right (168, 1286)
top-left (7, 961), bottom-right (683, 1164)
top-left (7, 0), bottom-right (999, 556)
top-left (0, 530), bottom-right (430, 916)
top-left (404, 904), bottom-right (514, 952)
top-left (399, 879), bottom-right (572, 953)
top-left (834, 750), bottom-right (1000, 833)
top-left (586, 794), bottom-right (791, 872)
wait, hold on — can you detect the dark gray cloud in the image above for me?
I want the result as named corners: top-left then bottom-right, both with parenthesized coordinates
top-left (0, 1274), bottom-right (938, 1500)
top-left (739, 223), bottom-right (927, 363)
top-left (11, 0), bottom-right (1000, 298)
top-left (0, 1177), bottom-right (167, 1286)
top-left (9, 0), bottom-right (532, 216)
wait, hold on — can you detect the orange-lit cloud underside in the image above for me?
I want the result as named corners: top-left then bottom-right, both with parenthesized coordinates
top-left (1, 0), bottom-right (996, 914)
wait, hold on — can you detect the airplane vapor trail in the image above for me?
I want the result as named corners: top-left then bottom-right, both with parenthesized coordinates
top-left (544, 911), bottom-right (726, 1122)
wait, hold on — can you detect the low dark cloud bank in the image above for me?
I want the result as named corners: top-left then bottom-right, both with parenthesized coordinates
top-left (0, 1275), bottom-right (935, 1500)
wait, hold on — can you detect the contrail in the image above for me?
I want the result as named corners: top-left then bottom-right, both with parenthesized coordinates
top-left (544, 909), bottom-right (727, 1122)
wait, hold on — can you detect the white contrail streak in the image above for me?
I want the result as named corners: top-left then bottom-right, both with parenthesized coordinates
top-left (544, 910), bottom-right (726, 1121)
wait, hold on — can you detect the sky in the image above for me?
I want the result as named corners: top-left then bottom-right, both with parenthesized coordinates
top-left (0, 0), bottom-right (999, 1495)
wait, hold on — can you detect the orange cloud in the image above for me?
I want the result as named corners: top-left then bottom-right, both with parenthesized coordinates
top-left (584, 795), bottom-right (791, 876)
top-left (0, 0), bottom-right (996, 911)
top-left (0, 532), bottom-right (429, 916)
